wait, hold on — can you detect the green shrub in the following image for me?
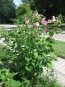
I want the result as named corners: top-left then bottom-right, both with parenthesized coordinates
top-left (3, 25), bottom-right (54, 86)
top-left (0, 69), bottom-right (21, 87)
top-left (0, 12), bottom-right (61, 87)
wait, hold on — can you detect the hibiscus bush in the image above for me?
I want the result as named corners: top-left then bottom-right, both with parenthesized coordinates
top-left (0, 12), bottom-right (60, 87)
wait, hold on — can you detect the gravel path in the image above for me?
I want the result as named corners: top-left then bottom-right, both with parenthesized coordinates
top-left (52, 32), bottom-right (65, 42)
top-left (53, 57), bottom-right (65, 87)
top-left (52, 32), bottom-right (65, 86)
top-left (0, 24), bottom-right (17, 28)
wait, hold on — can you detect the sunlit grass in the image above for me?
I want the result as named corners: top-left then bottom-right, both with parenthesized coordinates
top-left (52, 40), bottom-right (65, 58)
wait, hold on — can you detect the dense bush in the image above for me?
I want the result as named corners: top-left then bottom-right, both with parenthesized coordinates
top-left (0, 12), bottom-right (61, 87)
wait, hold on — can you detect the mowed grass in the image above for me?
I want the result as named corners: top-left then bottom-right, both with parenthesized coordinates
top-left (0, 26), bottom-right (7, 35)
top-left (52, 40), bottom-right (65, 58)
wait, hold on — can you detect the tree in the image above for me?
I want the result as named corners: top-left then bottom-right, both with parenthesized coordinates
top-left (0, 0), bottom-right (16, 23)
top-left (16, 3), bottom-right (32, 17)
top-left (16, 3), bottom-right (32, 24)
top-left (22, 0), bottom-right (65, 19)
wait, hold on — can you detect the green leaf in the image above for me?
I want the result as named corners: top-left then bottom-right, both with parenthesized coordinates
top-left (47, 63), bottom-right (52, 68)
top-left (39, 68), bottom-right (43, 74)
top-left (36, 83), bottom-right (42, 87)
top-left (25, 65), bottom-right (30, 72)
top-left (0, 61), bottom-right (2, 65)
top-left (34, 52), bottom-right (38, 58)
top-left (6, 79), bottom-right (21, 87)
top-left (49, 31), bottom-right (54, 37)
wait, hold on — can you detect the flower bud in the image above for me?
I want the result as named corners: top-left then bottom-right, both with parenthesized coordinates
top-left (41, 18), bottom-right (48, 25)
top-left (52, 16), bottom-right (56, 22)
top-left (45, 28), bottom-right (48, 33)
top-left (34, 22), bottom-right (39, 28)
top-left (25, 19), bottom-right (30, 24)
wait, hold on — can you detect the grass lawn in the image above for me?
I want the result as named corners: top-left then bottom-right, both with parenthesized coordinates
top-left (0, 26), bottom-right (7, 35)
top-left (52, 40), bottom-right (65, 58)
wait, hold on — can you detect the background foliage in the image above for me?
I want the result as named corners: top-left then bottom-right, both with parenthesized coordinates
top-left (22, 0), bottom-right (65, 19)
top-left (16, 3), bottom-right (32, 24)
top-left (0, 0), bottom-right (16, 23)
